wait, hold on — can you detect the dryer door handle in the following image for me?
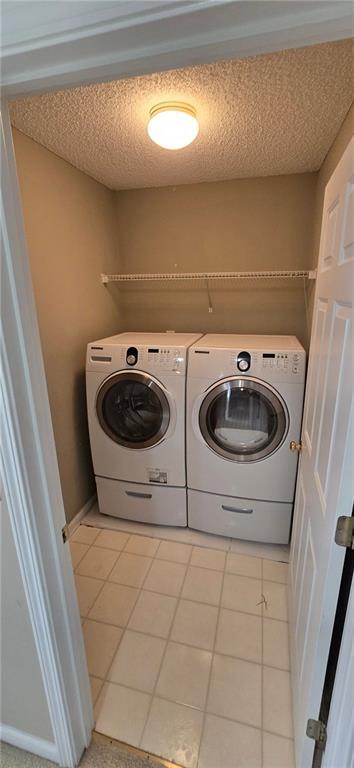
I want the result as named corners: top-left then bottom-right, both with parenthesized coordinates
top-left (126, 491), bottom-right (152, 500)
top-left (221, 504), bottom-right (253, 515)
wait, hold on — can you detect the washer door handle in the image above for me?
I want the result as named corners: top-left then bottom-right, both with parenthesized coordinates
top-left (221, 504), bottom-right (253, 515)
top-left (126, 491), bottom-right (152, 500)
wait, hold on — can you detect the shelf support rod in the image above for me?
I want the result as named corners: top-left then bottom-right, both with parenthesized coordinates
top-left (205, 279), bottom-right (213, 313)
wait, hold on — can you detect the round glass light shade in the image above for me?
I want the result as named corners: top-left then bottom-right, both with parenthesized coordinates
top-left (148, 102), bottom-right (199, 150)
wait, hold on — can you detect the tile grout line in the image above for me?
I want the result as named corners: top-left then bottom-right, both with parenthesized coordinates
top-left (81, 589), bottom-right (287, 623)
top-left (73, 528), bottom-right (101, 550)
top-left (73, 527), bottom-right (126, 583)
top-left (76, 535), bottom-right (110, 618)
top-left (93, 672), bottom-right (296, 743)
top-left (100, 536), bottom-right (180, 699)
top-left (93, 538), bottom-right (159, 702)
top-left (94, 537), bottom-right (185, 745)
top-left (195, 552), bottom-right (228, 768)
top-left (70, 543), bottom-right (90, 569)
top-left (78, 581), bottom-right (288, 628)
top-left (74, 528), bottom-right (291, 759)
top-left (76, 553), bottom-right (288, 590)
top-left (76, 555), bottom-right (288, 660)
top-left (72, 528), bottom-right (288, 582)
top-left (83, 517), bottom-right (232, 552)
top-left (82, 515), bottom-right (290, 561)
top-left (92, 674), bottom-right (294, 740)
top-left (88, 571), bottom-right (140, 625)
top-left (137, 543), bottom-right (195, 757)
top-left (83, 543), bottom-right (134, 696)
top-left (99, 546), bottom-right (123, 582)
top-left (70, 527), bottom-right (101, 568)
top-left (89, 547), bottom-right (159, 733)
top-left (113, 542), bottom-right (158, 670)
top-left (75, 532), bottom-right (156, 625)
top-left (84, 617), bottom-right (290, 673)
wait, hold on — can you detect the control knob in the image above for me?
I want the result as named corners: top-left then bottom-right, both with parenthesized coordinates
top-left (126, 346), bottom-right (138, 366)
top-left (237, 351), bottom-right (251, 372)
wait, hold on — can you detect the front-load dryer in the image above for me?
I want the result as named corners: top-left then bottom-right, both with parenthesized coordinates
top-left (86, 332), bottom-right (202, 526)
top-left (186, 334), bottom-right (306, 543)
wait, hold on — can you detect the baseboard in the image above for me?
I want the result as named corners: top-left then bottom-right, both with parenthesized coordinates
top-left (68, 494), bottom-right (97, 538)
top-left (0, 723), bottom-right (59, 763)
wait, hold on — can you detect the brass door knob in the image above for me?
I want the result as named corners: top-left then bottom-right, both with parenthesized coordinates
top-left (290, 440), bottom-right (302, 452)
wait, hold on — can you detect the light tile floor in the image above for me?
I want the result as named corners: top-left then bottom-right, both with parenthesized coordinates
top-left (84, 504), bottom-right (290, 562)
top-left (71, 524), bottom-right (294, 768)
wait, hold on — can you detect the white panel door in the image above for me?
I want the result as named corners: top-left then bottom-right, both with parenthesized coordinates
top-left (289, 137), bottom-right (354, 768)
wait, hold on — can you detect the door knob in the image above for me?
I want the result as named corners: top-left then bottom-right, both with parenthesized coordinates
top-left (290, 440), bottom-right (302, 452)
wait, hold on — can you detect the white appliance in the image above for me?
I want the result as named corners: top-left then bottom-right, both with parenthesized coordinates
top-left (86, 332), bottom-right (202, 526)
top-left (186, 334), bottom-right (306, 543)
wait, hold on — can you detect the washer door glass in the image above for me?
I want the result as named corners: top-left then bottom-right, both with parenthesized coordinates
top-left (199, 377), bottom-right (287, 462)
top-left (96, 371), bottom-right (170, 449)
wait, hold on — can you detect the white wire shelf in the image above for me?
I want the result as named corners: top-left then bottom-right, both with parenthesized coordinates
top-left (101, 269), bottom-right (316, 283)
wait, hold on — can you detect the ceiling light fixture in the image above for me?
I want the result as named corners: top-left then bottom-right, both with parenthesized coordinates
top-left (147, 102), bottom-right (199, 150)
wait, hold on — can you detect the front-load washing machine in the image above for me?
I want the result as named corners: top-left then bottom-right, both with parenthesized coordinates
top-left (186, 334), bottom-right (306, 543)
top-left (86, 332), bottom-right (202, 526)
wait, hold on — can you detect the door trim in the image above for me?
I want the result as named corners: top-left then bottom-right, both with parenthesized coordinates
top-left (0, 725), bottom-right (59, 764)
top-left (2, 3), bottom-right (351, 96)
top-left (1, 101), bottom-right (93, 767)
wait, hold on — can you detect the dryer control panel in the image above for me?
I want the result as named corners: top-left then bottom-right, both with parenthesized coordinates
top-left (261, 351), bottom-right (302, 375)
top-left (189, 346), bottom-right (306, 383)
top-left (230, 350), bottom-right (304, 379)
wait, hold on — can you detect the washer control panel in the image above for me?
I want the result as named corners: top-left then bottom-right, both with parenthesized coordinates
top-left (147, 347), bottom-right (184, 372)
top-left (118, 346), bottom-right (186, 373)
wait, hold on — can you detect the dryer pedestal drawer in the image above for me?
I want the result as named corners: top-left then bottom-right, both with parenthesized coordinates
top-left (96, 476), bottom-right (187, 526)
top-left (188, 489), bottom-right (292, 543)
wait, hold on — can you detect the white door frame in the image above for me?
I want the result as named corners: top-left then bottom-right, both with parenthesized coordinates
top-left (1, 3), bottom-right (352, 765)
top-left (1, 100), bottom-right (93, 767)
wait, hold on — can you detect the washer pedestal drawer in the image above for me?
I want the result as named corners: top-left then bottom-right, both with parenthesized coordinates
top-left (96, 476), bottom-right (187, 526)
top-left (187, 489), bottom-right (292, 543)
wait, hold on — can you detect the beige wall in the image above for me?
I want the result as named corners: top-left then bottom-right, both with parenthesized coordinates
top-left (13, 129), bottom-right (121, 524)
top-left (115, 173), bottom-right (317, 348)
top-left (1, 495), bottom-right (54, 743)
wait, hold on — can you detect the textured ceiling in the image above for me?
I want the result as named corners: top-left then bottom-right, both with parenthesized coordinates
top-left (10, 39), bottom-right (353, 190)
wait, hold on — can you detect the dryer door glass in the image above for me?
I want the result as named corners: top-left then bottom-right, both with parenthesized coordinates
top-left (199, 377), bottom-right (288, 462)
top-left (96, 372), bottom-right (170, 449)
